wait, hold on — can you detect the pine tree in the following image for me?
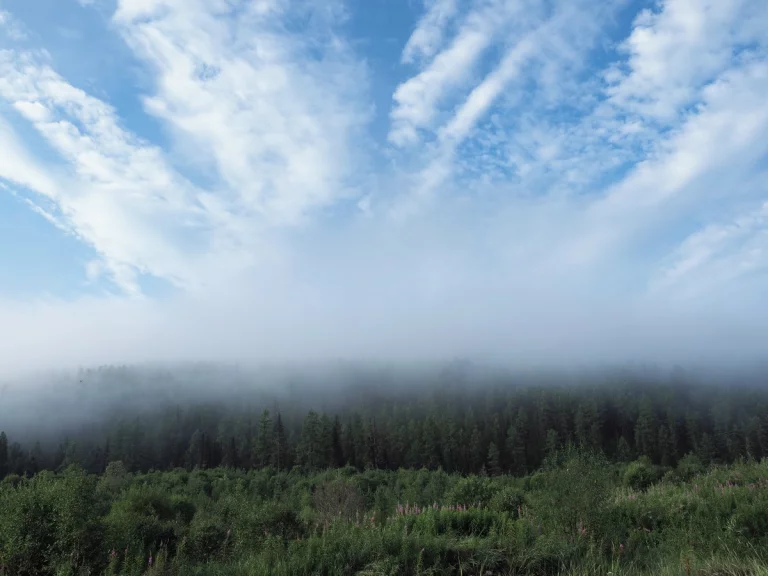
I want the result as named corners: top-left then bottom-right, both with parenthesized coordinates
top-left (331, 416), bottom-right (345, 467)
top-left (575, 402), bottom-right (600, 451)
top-left (255, 409), bottom-right (273, 468)
top-left (364, 418), bottom-right (379, 470)
top-left (319, 414), bottom-right (334, 469)
top-left (486, 442), bottom-right (502, 476)
top-left (545, 428), bottom-right (559, 458)
top-left (469, 426), bottom-right (484, 474)
top-left (299, 410), bottom-right (322, 470)
top-left (698, 432), bottom-right (715, 466)
top-left (405, 420), bottom-right (424, 469)
top-left (352, 414), bottom-right (368, 469)
top-left (744, 417), bottom-right (762, 461)
top-left (273, 413), bottom-right (289, 471)
top-left (442, 419), bottom-right (459, 472)
top-left (728, 425), bottom-right (746, 462)
top-left (422, 415), bottom-right (442, 470)
top-left (657, 424), bottom-right (673, 467)
top-left (504, 408), bottom-right (529, 475)
top-left (667, 409), bottom-right (685, 463)
top-left (758, 412), bottom-right (768, 458)
top-left (685, 411), bottom-right (701, 454)
top-left (514, 408), bottom-right (530, 469)
top-left (713, 414), bottom-right (730, 464)
top-left (616, 435), bottom-right (633, 462)
top-left (187, 430), bottom-right (203, 469)
top-left (0, 431), bottom-right (8, 479)
top-left (29, 441), bottom-right (43, 475)
top-left (342, 421), bottom-right (357, 469)
top-left (635, 398), bottom-right (657, 460)
top-left (222, 437), bottom-right (238, 469)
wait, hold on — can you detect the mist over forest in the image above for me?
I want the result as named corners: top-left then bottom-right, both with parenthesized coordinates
top-left (0, 360), bottom-right (759, 440)
top-left (2, 361), bottom-right (768, 479)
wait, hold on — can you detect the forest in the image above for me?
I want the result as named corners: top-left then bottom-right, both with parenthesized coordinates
top-left (1, 363), bottom-right (768, 575)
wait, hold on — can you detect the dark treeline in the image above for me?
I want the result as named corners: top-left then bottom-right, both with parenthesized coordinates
top-left (1, 364), bottom-right (768, 481)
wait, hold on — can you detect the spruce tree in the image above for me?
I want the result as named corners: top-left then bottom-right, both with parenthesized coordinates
top-left (255, 409), bottom-right (273, 468)
top-left (486, 442), bottom-right (502, 476)
top-left (635, 398), bottom-right (657, 460)
top-left (331, 416), bottom-right (345, 467)
top-left (657, 424), bottom-right (673, 467)
top-left (0, 431), bottom-right (7, 479)
top-left (273, 413), bottom-right (288, 471)
top-left (616, 435), bottom-right (633, 462)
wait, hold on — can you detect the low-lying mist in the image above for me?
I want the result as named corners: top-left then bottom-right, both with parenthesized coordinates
top-left (0, 360), bottom-right (766, 447)
top-left (1, 200), bottom-right (767, 383)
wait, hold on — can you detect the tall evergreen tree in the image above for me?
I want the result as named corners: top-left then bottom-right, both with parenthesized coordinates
top-left (486, 442), bottom-right (502, 476)
top-left (299, 410), bottom-right (322, 470)
top-left (469, 426), bottom-right (484, 474)
top-left (545, 428), bottom-right (560, 458)
top-left (657, 424), bottom-right (674, 467)
top-left (255, 409), bottom-right (273, 468)
top-left (635, 398), bottom-right (657, 460)
top-left (698, 432), bottom-right (715, 466)
top-left (0, 431), bottom-right (8, 479)
top-left (272, 413), bottom-right (289, 472)
top-left (331, 416), bottom-right (345, 467)
top-left (616, 435), bottom-right (633, 462)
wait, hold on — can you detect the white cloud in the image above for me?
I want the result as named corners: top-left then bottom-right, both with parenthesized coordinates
top-left (606, 0), bottom-right (768, 122)
top-left (389, 0), bottom-right (530, 147)
top-left (0, 51), bottom-right (212, 293)
top-left (115, 0), bottom-right (370, 227)
top-left (390, 0), bottom-right (620, 214)
top-left (650, 200), bottom-right (768, 302)
top-left (402, 0), bottom-right (459, 64)
top-left (0, 0), bottom-right (373, 294)
top-left (564, 57), bottom-right (768, 271)
top-left (0, 8), bottom-right (27, 41)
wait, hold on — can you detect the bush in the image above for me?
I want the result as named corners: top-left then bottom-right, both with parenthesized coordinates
top-left (623, 457), bottom-right (661, 490)
top-left (313, 479), bottom-right (365, 523)
top-left (489, 485), bottom-right (526, 516)
top-left (446, 476), bottom-right (493, 507)
top-left (676, 453), bottom-right (704, 481)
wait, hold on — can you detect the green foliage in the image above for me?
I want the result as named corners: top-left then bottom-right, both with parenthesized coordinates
top-left (676, 452), bottom-right (705, 481)
top-left (489, 485), bottom-right (526, 516)
top-left (0, 466), bottom-right (106, 575)
top-left (0, 458), bottom-right (768, 575)
top-left (623, 456), bottom-right (663, 490)
top-left (445, 475), bottom-right (493, 507)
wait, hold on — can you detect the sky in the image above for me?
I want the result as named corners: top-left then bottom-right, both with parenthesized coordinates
top-left (0, 0), bottom-right (767, 374)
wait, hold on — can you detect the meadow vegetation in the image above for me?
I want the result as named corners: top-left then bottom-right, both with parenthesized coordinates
top-left (1, 450), bottom-right (768, 575)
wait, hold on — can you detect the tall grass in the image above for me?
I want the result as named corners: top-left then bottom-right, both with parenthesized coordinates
top-left (1, 452), bottom-right (767, 575)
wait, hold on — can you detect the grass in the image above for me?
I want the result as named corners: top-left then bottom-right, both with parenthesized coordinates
top-left (1, 451), bottom-right (768, 575)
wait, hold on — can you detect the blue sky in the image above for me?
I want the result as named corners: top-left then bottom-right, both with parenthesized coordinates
top-left (0, 0), bottom-right (767, 372)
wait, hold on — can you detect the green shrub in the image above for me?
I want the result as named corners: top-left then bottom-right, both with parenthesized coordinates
top-left (623, 457), bottom-right (661, 490)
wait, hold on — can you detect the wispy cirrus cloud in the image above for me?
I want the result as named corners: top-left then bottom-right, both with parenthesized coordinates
top-left (388, 0), bottom-right (532, 148)
top-left (0, 49), bottom-right (211, 293)
top-left (0, 0), bottom-right (373, 294)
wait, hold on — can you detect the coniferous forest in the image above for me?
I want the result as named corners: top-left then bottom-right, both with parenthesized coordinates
top-left (1, 363), bottom-right (768, 575)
